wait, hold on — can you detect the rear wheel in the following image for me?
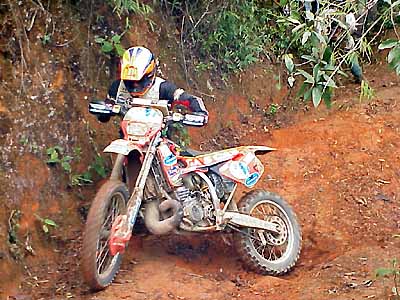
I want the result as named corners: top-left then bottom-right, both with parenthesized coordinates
top-left (82, 180), bottom-right (129, 291)
top-left (234, 190), bottom-right (302, 275)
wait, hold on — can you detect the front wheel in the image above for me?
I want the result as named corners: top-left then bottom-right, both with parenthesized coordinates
top-left (81, 180), bottom-right (129, 291)
top-left (234, 190), bottom-right (302, 275)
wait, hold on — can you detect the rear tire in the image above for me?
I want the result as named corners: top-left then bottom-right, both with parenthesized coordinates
top-left (81, 180), bottom-right (129, 291)
top-left (234, 189), bottom-right (302, 275)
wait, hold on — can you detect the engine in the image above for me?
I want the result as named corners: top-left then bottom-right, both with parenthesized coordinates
top-left (174, 171), bottom-right (236, 229)
top-left (174, 186), bottom-right (213, 227)
top-left (174, 176), bottom-right (215, 228)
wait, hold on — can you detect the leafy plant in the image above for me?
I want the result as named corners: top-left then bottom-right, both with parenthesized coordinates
top-left (197, 1), bottom-right (273, 73)
top-left (73, 147), bottom-right (82, 161)
top-left (41, 33), bottom-right (51, 45)
top-left (89, 155), bottom-right (108, 178)
top-left (379, 38), bottom-right (400, 75)
top-left (164, 0), bottom-right (399, 107)
top-left (376, 259), bottom-right (400, 299)
top-left (95, 33), bottom-right (126, 57)
top-left (359, 80), bottom-right (375, 101)
top-left (34, 214), bottom-right (58, 234)
top-left (46, 146), bottom-right (73, 173)
top-left (268, 103), bottom-right (280, 116)
top-left (46, 146), bottom-right (109, 186)
top-left (71, 172), bottom-right (93, 186)
top-left (107, 0), bottom-right (153, 17)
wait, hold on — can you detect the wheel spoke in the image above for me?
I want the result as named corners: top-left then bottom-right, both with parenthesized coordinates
top-left (248, 200), bottom-right (292, 262)
top-left (97, 246), bottom-right (110, 273)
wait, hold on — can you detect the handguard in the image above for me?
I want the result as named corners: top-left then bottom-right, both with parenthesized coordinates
top-left (88, 100), bottom-right (115, 116)
top-left (182, 113), bottom-right (208, 127)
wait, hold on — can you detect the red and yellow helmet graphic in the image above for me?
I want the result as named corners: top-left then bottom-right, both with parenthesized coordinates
top-left (121, 46), bottom-right (156, 81)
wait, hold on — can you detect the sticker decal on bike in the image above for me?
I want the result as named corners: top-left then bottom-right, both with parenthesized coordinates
top-left (245, 172), bottom-right (260, 187)
top-left (164, 154), bottom-right (177, 166)
top-left (167, 165), bottom-right (179, 177)
top-left (129, 200), bottom-right (141, 225)
top-left (229, 161), bottom-right (250, 179)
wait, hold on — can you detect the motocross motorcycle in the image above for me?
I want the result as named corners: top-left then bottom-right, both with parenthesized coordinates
top-left (82, 97), bottom-right (302, 291)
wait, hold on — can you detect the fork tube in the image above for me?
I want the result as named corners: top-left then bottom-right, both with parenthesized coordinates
top-left (125, 131), bottom-right (161, 228)
top-left (110, 154), bottom-right (125, 181)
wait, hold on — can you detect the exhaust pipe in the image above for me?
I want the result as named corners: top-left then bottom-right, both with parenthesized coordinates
top-left (144, 199), bottom-right (183, 235)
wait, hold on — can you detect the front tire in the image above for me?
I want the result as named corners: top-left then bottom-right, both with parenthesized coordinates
top-left (234, 190), bottom-right (302, 275)
top-left (81, 180), bottom-right (129, 291)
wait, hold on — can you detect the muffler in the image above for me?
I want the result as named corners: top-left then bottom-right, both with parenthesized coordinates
top-left (144, 199), bottom-right (183, 235)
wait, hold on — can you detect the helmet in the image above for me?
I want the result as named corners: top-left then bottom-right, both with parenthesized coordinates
top-left (120, 46), bottom-right (157, 96)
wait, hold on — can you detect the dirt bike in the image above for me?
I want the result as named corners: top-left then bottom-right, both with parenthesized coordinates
top-left (81, 97), bottom-right (302, 291)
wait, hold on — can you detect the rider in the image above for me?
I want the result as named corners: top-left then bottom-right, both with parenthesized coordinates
top-left (97, 46), bottom-right (208, 125)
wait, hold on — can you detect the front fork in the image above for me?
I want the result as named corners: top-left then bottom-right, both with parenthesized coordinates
top-left (109, 132), bottom-right (161, 256)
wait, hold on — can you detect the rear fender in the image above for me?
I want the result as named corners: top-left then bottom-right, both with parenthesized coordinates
top-left (219, 146), bottom-right (276, 188)
top-left (241, 146), bottom-right (276, 155)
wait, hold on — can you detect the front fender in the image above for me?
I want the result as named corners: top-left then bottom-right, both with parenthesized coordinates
top-left (104, 139), bottom-right (143, 155)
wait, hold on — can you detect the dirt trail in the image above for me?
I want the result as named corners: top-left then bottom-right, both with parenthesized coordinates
top-left (82, 80), bottom-right (400, 300)
top-left (4, 61), bottom-right (399, 299)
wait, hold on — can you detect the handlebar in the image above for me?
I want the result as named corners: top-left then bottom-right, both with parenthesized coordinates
top-left (88, 98), bottom-right (207, 127)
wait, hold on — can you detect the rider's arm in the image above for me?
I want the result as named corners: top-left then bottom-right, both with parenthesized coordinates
top-left (107, 80), bottom-right (121, 100)
top-left (160, 81), bottom-right (208, 124)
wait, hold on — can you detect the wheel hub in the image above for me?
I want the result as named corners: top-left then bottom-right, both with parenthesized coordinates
top-left (264, 216), bottom-right (288, 246)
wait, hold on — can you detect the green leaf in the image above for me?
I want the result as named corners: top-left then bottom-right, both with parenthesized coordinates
top-left (313, 64), bottom-right (321, 82)
top-left (302, 31), bottom-right (311, 45)
top-left (287, 17), bottom-right (301, 25)
top-left (375, 268), bottom-right (394, 277)
top-left (301, 54), bottom-right (317, 63)
top-left (378, 39), bottom-right (399, 50)
top-left (61, 161), bottom-right (71, 173)
top-left (322, 74), bottom-right (337, 88)
top-left (101, 41), bottom-right (114, 53)
top-left (313, 31), bottom-right (326, 45)
top-left (111, 34), bottom-right (121, 43)
top-left (296, 82), bottom-right (308, 99)
top-left (304, 87), bottom-right (312, 100)
top-left (312, 86), bottom-right (322, 107)
top-left (287, 75), bottom-right (295, 87)
top-left (396, 64), bottom-right (400, 76)
top-left (114, 44), bottom-right (125, 56)
top-left (44, 219), bottom-right (57, 227)
top-left (388, 47), bottom-right (400, 65)
top-left (322, 87), bottom-right (333, 108)
top-left (292, 23), bottom-right (306, 33)
top-left (296, 69), bottom-right (314, 84)
top-left (284, 54), bottom-right (294, 73)
top-left (323, 46), bottom-right (333, 63)
top-left (94, 37), bottom-right (105, 43)
top-left (63, 156), bottom-right (74, 162)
